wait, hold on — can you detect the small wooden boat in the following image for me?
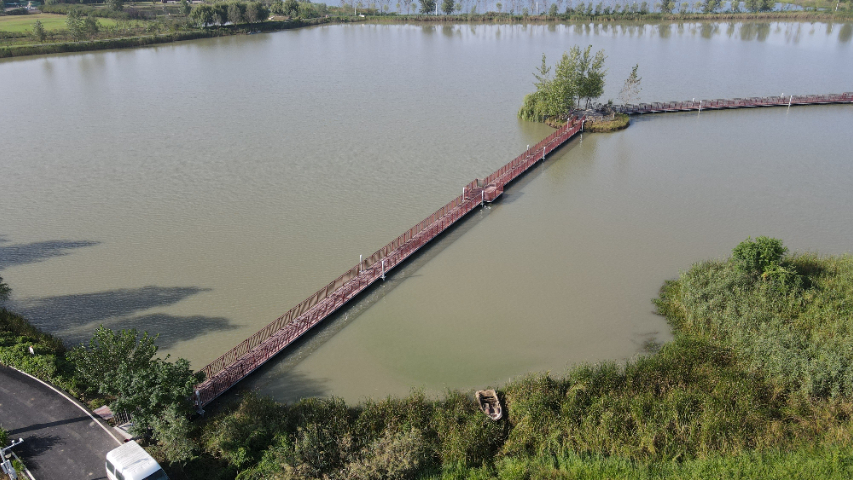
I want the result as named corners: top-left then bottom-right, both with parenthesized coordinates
top-left (475, 389), bottom-right (502, 421)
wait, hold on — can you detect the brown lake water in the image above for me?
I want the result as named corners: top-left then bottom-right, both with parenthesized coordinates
top-left (1, 21), bottom-right (851, 403)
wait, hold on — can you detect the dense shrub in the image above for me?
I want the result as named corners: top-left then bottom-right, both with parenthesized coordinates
top-left (658, 253), bottom-right (853, 398)
top-left (731, 236), bottom-right (788, 276)
top-left (0, 309), bottom-right (75, 391)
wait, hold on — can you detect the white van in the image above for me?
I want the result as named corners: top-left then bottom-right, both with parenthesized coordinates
top-left (105, 441), bottom-right (169, 480)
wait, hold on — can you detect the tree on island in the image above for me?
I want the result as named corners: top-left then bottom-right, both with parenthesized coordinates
top-left (618, 64), bottom-right (642, 105)
top-left (442, 0), bottom-right (454, 14)
top-left (518, 45), bottom-right (607, 123)
top-left (419, 0), bottom-right (436, 12)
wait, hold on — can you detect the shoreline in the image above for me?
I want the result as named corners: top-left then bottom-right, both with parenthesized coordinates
top-left (3, 11), bottom-right (850, 59)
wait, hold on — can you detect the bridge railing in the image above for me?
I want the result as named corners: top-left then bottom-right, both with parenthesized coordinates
top-left (197, 117), bottom-right (588, 384)
top-left (616, 92), bottom-right (852, 114)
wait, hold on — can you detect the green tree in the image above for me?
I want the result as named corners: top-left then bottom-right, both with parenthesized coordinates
top-left (518, 46), bottom-right (608, 121)
top-left (618, 64), bottom-right (641, 105)
top-left (151, 404), bottom-right (197, 465)
top-left (660, 0), bottom-right (673, 12)
top-left (496, 1), bottom-right (502, 11)
top-left (82, 15), bottom-right (100, 38)
top-left (575, 44), bottom-right (607, 109)
top-left (758, 0), bottom-right (772, 10)
top-left (246, 1), bottom-right (269, 21)
top-left (283, 0), bottom-right (299, 15)
top-left (745, 0), bottom-right (759, 11)
top-left (213, 2), bottom-right (229, 25)
top-left (69, 326), bottom-right (159, 394)
top-left (419, 0), bottom-right (436, 12)
top-left (548, 2), bottom-right (557, 14)
top-left (0, 275), bottom-right (10, 302)
top-left (297, 1), bottom-right (314, 17)
top-left (228, 2), bottom-right (246, 24)
top-left (110, 355), bottom-right (203, 437)
top-left (32, 19), bottom-right (47, 42)
top-left (701, 0), bottom-right (719, 12)
top-left (66, 9), bottom-right (85, 41)
top-left (180, 0), bottom-right (192, 15)
top-left (731, 236), bottom-right (788, 277)
top-left (442, 0), bottom-right (454, 13)
top-left (107, 0), bottom-right (124, 12)
top-left (189, 3), bottom-right (215, 25)
top-left (69, 326), bottom-right (204, 438)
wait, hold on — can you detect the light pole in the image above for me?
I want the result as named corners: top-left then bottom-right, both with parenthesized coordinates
top-left (1, 438), bottom-right (24, 480)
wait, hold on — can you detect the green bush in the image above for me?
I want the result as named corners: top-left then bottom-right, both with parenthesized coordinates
top-left (731, 236), bottom-right (788, 276)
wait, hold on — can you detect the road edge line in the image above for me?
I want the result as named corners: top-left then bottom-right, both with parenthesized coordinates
top-left (7, 366), bottom-right (123, 446)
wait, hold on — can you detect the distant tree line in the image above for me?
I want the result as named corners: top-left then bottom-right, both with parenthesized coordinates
top-left (188, 0), bottom-right (270, 26)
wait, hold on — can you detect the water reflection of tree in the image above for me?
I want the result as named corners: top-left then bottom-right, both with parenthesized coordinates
top-left (738, 22), bottom-right (771, 41)
top-left (840, 23), bottom-right (853, 43)
top-left (700, 22), bottom-right (718, 39)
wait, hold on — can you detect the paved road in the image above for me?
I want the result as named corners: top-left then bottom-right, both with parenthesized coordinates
top-left (0, 365), bottom-right (122, 480)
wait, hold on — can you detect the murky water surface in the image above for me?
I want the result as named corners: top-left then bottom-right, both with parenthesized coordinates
top-left (1, 21), bottom-right (851, 403)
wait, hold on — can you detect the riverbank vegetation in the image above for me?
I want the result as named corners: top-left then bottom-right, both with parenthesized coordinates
top-left (3, 0), bottom-right (851, 58)
top-left (120, 237), bottom-right (849, 479)
top-left (584, 112), bottom-right (630, 131)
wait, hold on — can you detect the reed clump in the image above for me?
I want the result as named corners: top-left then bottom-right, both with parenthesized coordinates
top-left (585, 113), bottom-right (630, 132)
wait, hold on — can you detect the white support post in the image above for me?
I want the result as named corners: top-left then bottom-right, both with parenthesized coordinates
top-left (481, 190), bottom-right (484, 206)
top-left (788, 95), bottom-right (793, 108)
top-left (359, 254), bottom-right (362, 273)
top-left (462, 187), bottom-right (465, 200)
top-left (542, 146), bottom-right (546, 160)
top-left (381, 259), bottom-right (385, 280)
top-left (698, 100), bottom-right (702, 113)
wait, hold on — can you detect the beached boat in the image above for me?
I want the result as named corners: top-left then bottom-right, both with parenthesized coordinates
top-left (475, 389), bottom-right (502, 421)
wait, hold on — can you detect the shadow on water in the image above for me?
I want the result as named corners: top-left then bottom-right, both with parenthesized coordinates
top-left (0, 237), bottom-right (100, 270)
top-left (11, 286), bottom-right (237, 348)
top-left (216, 368), bottom-right (330, 408)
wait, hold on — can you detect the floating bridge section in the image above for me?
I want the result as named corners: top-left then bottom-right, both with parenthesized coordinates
top-left (194, 92), bottom-right (853, 408)
top-left (194, 117), bottom-right (586, 407)
top-left (615, 92), bottom-right (853, 115)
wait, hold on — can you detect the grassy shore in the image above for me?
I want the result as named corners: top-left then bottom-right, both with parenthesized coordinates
top-left (0, 17), bottom-right (347, 58)
top-left (152, 242), bottom-right (853, 479)
top-left (585, 113), bottom-right (631, 132)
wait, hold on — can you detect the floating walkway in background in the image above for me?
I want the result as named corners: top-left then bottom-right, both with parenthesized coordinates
top-left (615, 92), bottom-right (853, 115)
top-left (194, 92), bottom-right (852, 408)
